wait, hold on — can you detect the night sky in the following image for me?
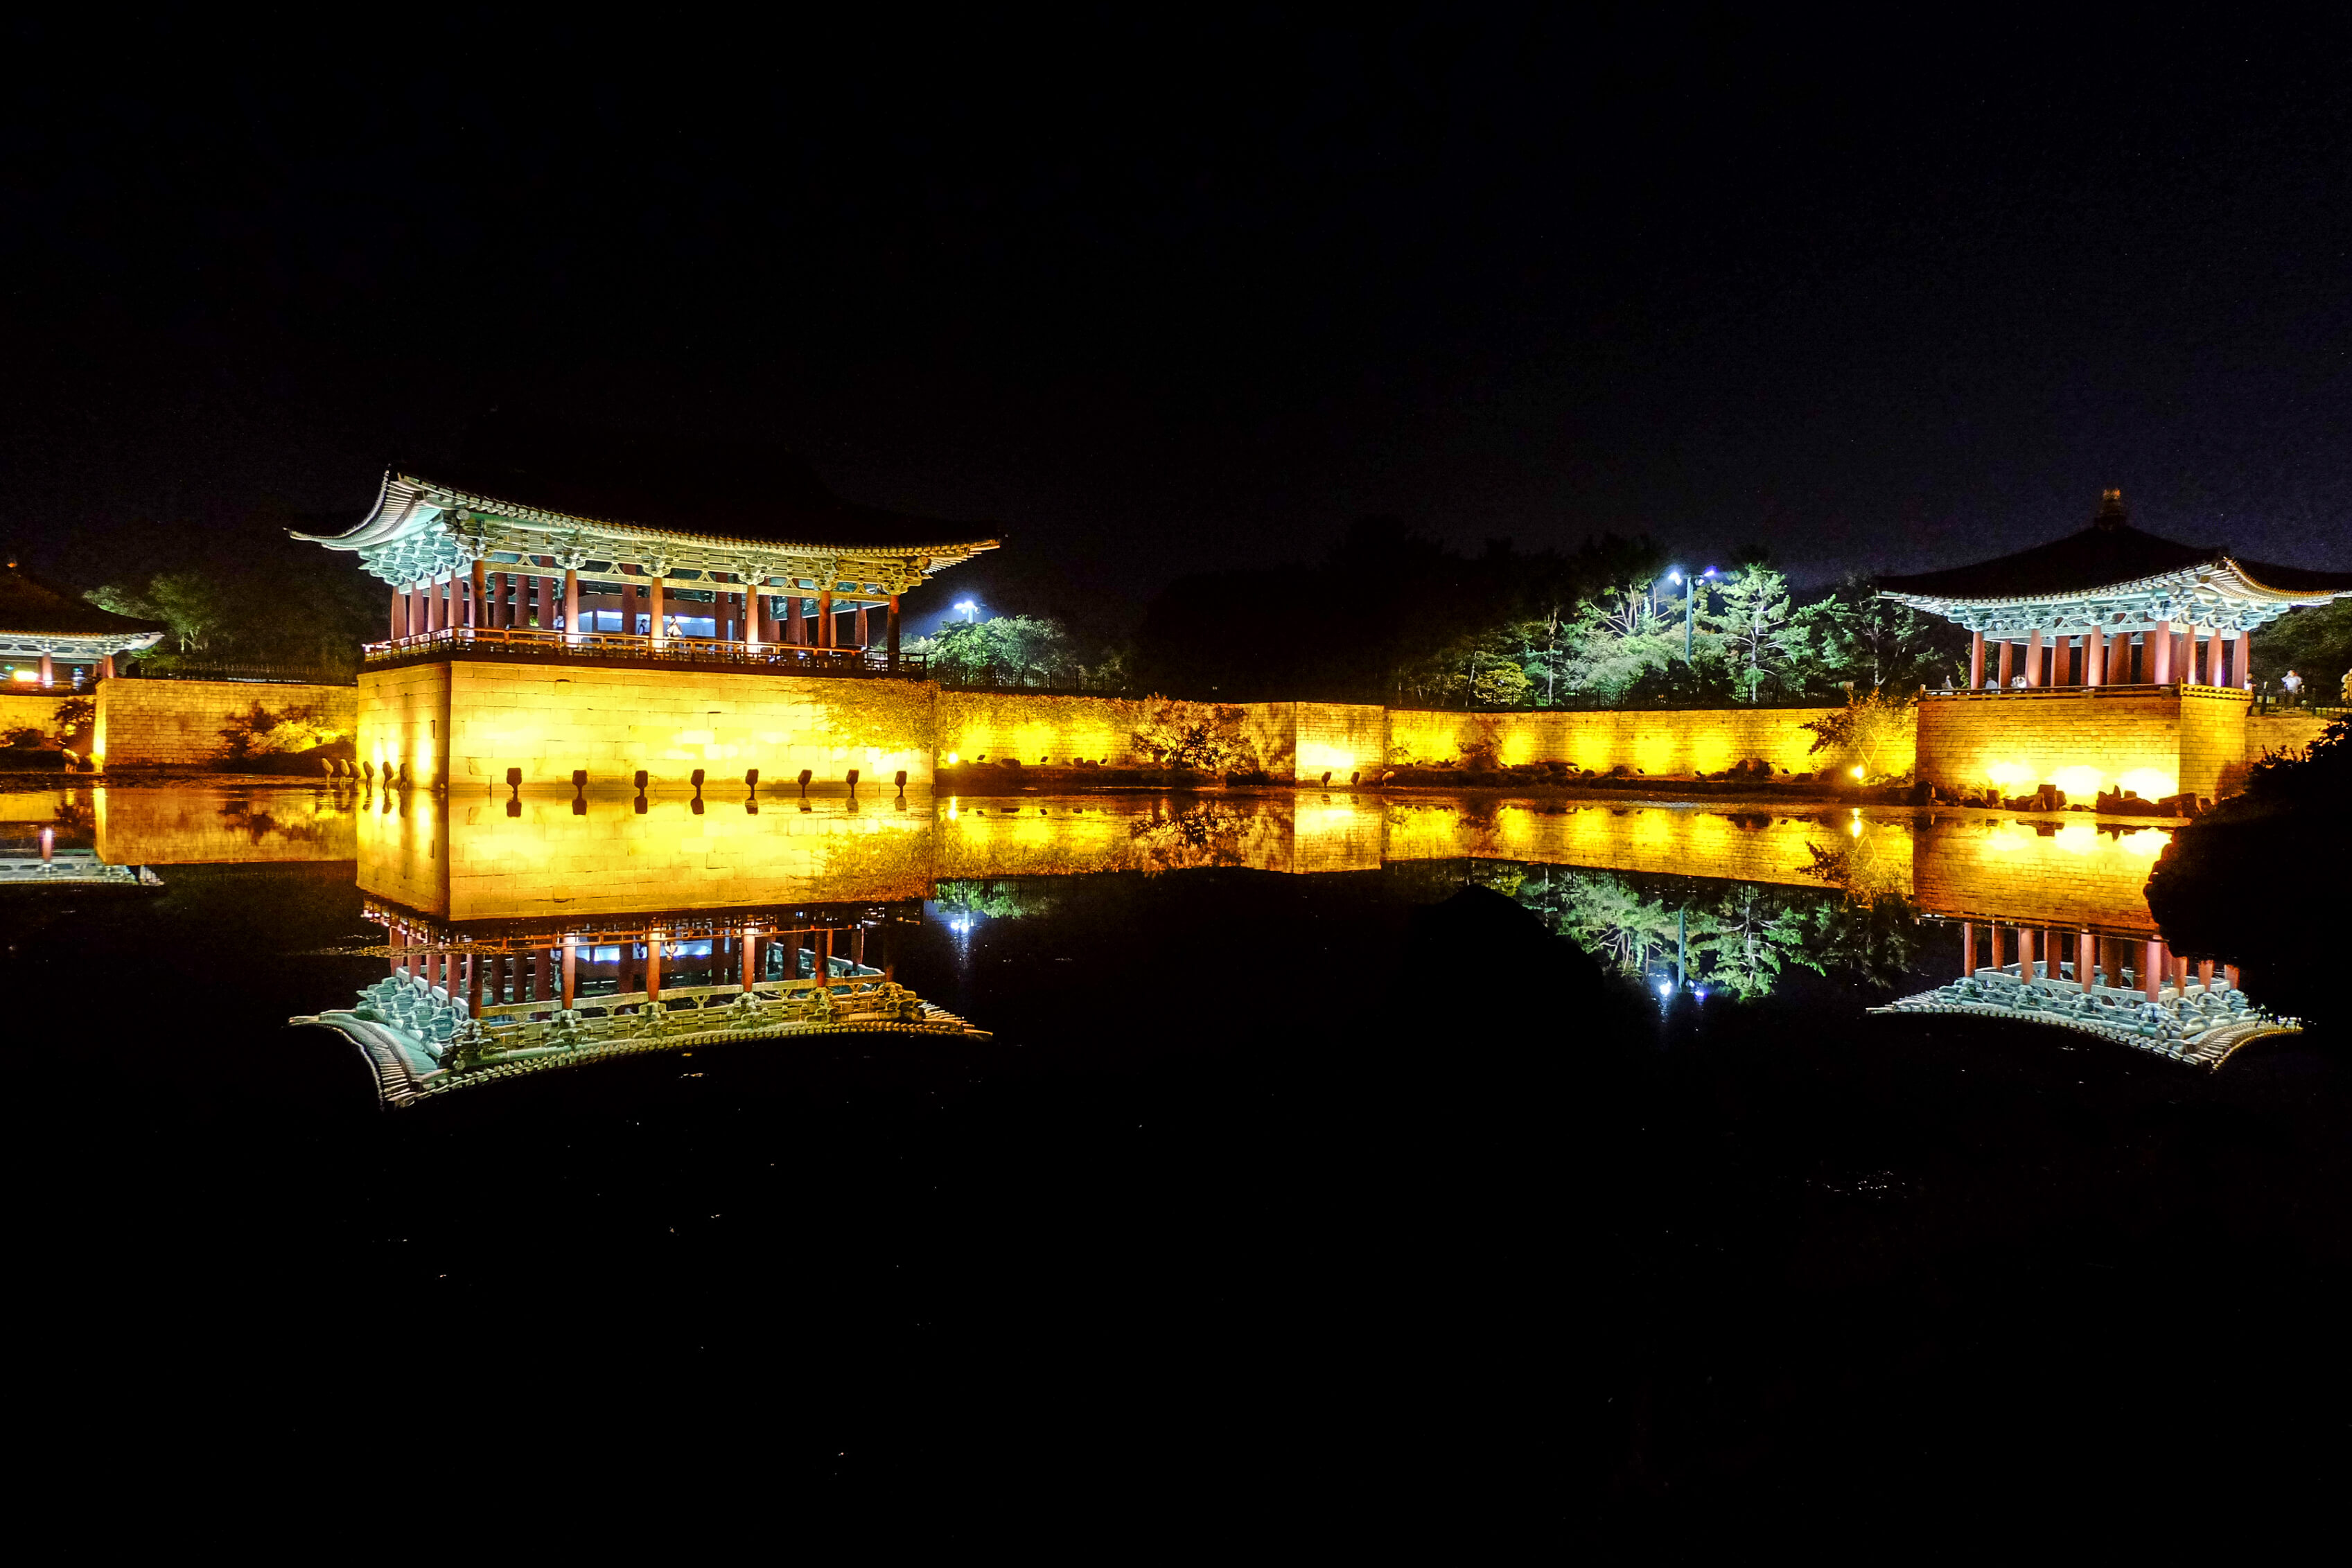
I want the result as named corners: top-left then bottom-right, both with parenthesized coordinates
top-left (6, 14), bottom-right (2351, 628)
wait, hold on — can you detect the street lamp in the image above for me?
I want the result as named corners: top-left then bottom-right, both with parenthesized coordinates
top-left (955, 599), bottom-right (978, 622)
top-left (1666, 567), bottom-right (1716, 660)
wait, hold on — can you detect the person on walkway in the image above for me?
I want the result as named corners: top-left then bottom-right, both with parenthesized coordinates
top-left (2283, 669), bottom-right (2304, 707)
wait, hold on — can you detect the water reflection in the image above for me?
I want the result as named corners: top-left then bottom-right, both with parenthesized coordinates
top-left (295, 899), bottom-right (985, 1107)
top-left (8, 779), bottom-right (2308, 1072)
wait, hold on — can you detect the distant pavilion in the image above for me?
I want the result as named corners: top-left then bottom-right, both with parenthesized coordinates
top-left (0, 559), bottom-right (166, 688)
top-left (295, 420), bottom-right (999, 674)
top-left (1879, 489), bottom-right (2352, 693)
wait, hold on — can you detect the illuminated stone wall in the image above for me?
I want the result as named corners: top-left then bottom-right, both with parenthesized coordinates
top-left (2245, 710), bottom-right (2336, 762)
top-left (362, 658), bottom-right (937, 789)
top-left (1286, 703), bottom-right (1387, 782)
top-left (2179, 687), bottom-right (2255, 800)
top-left (94, 678), bottom-right (358, 769)
top-left (1909, 813), bottom-right (2173, 933)
top-left (94, 785), bottom-right (358, 865)
top-left (934, 691), bottom-right (1146, 767)
top-left (1914, 687), bottom-right (2247, 802)
top-left (1384, 706), bottom-right (1859, 776)
top-left (0, 691), bottom-right (68, 744)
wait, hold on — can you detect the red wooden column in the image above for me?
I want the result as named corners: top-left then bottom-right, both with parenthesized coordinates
top-left (1997, 639), bottom-right (2012, 688)
top-left (648, 572), bottom-right (667, 647)
top-left (2085, 626), bottom-right (2105, 687)
top-left (741, 926), bottom-right (759, 989)
top-left (1969, 632), bottom-right (1985, 689)
top-left (2078, 930), bottom-right (2095, 992)
top-left (2144, 939), bottom-right (2164, 1002)
top-left (2017, 926), bottom-right (2035, 980)
top-left (392, 587), bottom-right (407, 640)
top-left (470, 559), bottom-right (488, 628)
top-left (1963, 921), bottom-right (1976, 976)
top-left (1989, 924), bottom-right (2004, 973)
top-left (852, 603), bottom-right (869, 649)
top-left (2024, 629), bottom-right (2042, 688)
top-left (888, 595), bottom-right (902, 671)
top-left (561, 937), bottom-right (577, 1010)
top-left (2197, 958), bottom-right (2214, 992)
top-left (646, 931), bottom-right (664, 1003)
top-left (564, 565), bottom-right (581, 642)
top-left (818, 589), bottom-right (834, 648)
top-left (2224, 963), bottom-right (2240, 990)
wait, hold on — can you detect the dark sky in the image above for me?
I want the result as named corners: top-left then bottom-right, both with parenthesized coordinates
top-left (6, 12), bottom-right (2351, 627)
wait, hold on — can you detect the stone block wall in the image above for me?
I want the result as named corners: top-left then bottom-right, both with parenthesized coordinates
top-left (0, 691), bottom-right (71, 746)
top-left (2179, 687), bottom-right (2255, 800)
top-left (1284, 702), bottom-right (1387, 782)
top-left (1384, 705), bottom-right (1859, 777)
top-left (364, 660), bottom-right (937, 789)
top-left (1914, 687), bottom-right (2211, 801)
top-left (934, 690), bottom-right (1146, 767)
top-left (2245, 709), bottom-right (2337, 764)
top-left (94, 678), bottom-right (359, 768)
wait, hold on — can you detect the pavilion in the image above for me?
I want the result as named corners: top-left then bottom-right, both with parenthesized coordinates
top-left (1880, 491), bottom-right (2352, 805)
top-left (0, 560), bottom-right (166, 688)
top-left (1879, 489), bottom-right (2352, 693)
top-left (294, 419), bottom-right (1000, 673)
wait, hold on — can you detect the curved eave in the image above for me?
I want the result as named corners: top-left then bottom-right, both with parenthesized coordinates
top-left (1878, 556), bottom-right (2352, 615)
top-left (292, 469), bottom-right (1001, 563)
top-left (0, 628), bottom-right (165, 651)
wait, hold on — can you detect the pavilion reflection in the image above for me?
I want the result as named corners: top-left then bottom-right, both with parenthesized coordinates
top-left (295, 895), bottom-right (984, 1108)
top-left (304, 782), bottom-right (2311, 1070)
top-left (0, 795), bottom-right (158, 886)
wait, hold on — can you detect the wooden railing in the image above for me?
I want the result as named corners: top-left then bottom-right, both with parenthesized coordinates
top-left (362, 624), bottom-right (922, 677)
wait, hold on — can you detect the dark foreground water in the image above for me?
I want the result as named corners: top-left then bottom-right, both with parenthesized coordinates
top-left (6, 783), bottom-right (2348, 1542)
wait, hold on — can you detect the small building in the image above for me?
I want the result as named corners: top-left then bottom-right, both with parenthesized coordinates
top-left (1881, 490), bottom-right (2352, 803)
top-left (0, 559), bottom-right (166, 689)
top-left (292, 421), bottom-right (1001, 789)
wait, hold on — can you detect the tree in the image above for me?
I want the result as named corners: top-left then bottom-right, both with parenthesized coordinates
top-left (1558, 584), bottom-right (1684, 704)
top-left (1800, 689), bottom-right (1920, 782)
top-left (911, 615), bottom-right (1081, 687)
top-left (88, 572), bottom-right (227, 654)
top-left (1701, 565), bottom-right (1805, 703)
top-left (1130, 698), bottom-right (1258, 773)
top-left (1796, 574), bottom-right (1965, 694)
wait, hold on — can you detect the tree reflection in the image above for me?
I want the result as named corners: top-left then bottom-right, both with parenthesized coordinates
top-left (1480, 861), bottom-right (1924, 999)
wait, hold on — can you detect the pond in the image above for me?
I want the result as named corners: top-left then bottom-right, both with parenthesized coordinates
top-left (7, 781), bottom-right (2347, 1530)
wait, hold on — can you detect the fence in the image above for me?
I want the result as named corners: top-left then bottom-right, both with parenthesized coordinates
top-left (361, 625), bottom-right (928, 678)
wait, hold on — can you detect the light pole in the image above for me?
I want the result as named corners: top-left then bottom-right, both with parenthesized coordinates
top-left (956, 599), bottom-right (978, 623)
top-left (1667, 567), bottom-right (1716, 660)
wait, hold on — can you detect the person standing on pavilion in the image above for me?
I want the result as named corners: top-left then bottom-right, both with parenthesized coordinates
top-left (2282, 669), bottom-right (2304, 707)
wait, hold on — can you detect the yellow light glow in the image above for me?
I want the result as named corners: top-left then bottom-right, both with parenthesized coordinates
top-left (1985, 761), bottom-right (2034, 789)
top-left (2050, 765), bottom-right (2105, 798)
top-left (1850, 766), bottom-right (1864, 779)
top-left (9, 670), bottom-right (36, 682)
top-left (2114, 828), bottom-right (2173, 859)
top-left (945, 752), bottom-right (958, 765)
top-left (2116, 768), bottom-right (2176, 800)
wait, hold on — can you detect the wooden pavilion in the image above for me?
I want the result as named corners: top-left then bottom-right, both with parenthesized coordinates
top-left (0, 559), bottom-right (166, 688)
top-left (1879, 488), bottom-right (2352, 692)
top-left (294, 419), bottom-right (1000, 675)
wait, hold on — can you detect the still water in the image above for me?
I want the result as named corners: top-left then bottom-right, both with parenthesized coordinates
top-left (6, 782), bottom-right (2346, 1528)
